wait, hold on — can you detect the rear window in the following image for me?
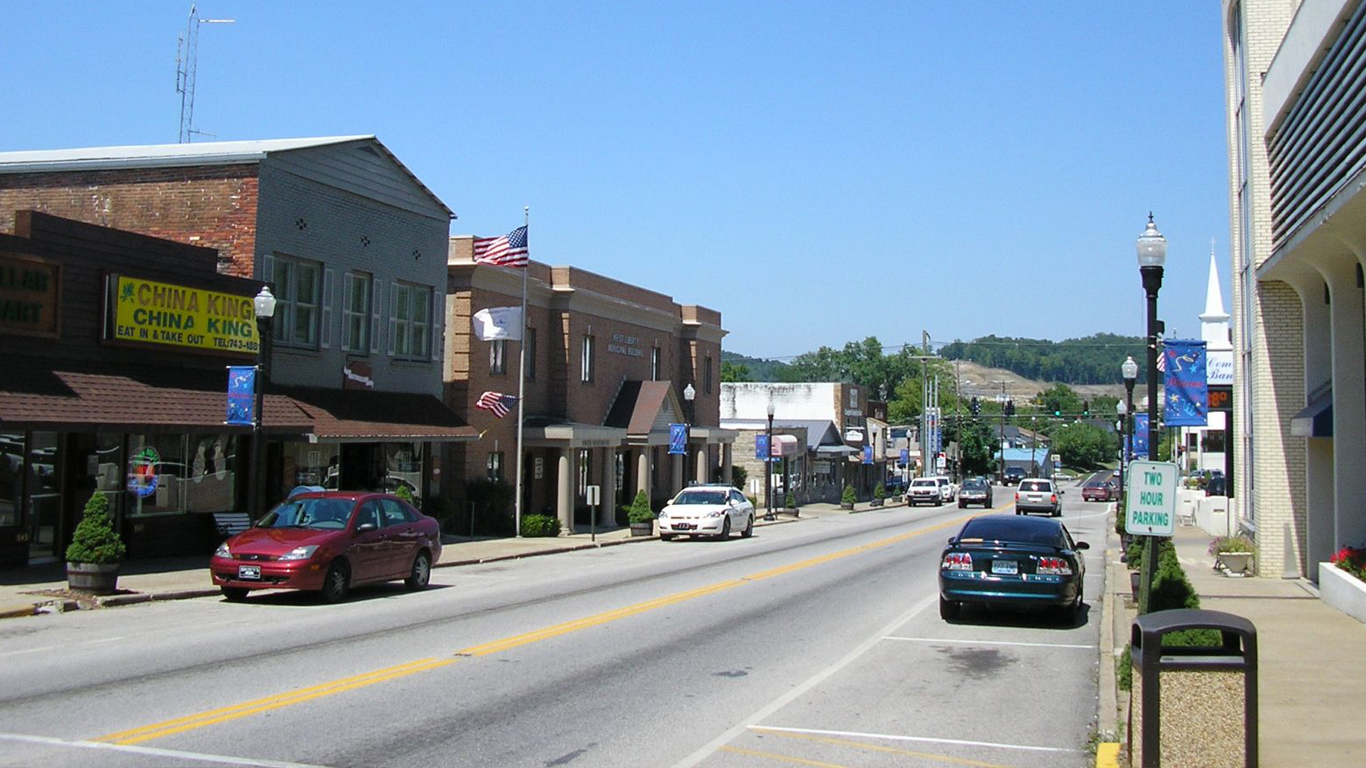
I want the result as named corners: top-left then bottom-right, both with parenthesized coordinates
top-left (962, 479), bottom-right (987, 490)
top-left (911, 479), bottom-right (937, 488)
top-left (959, 518), bottom-right (1065, 547)
top-left (1019, 480), bottom-right (1052, 492)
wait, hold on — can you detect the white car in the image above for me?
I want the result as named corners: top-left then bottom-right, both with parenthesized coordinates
top-left (657, 485), bottom-right (755, 541)
top-left (934, 476), bottom-right (957, 502)
top-left (908, 478), bottom-right (942, 506)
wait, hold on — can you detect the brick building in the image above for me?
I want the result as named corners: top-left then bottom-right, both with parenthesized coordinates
top-left (0, 138), bottom-right (476, 538)
top-left (445, 238), bottom-right (733, 531)
top-left (1222, 0), bottom-right (1366, 578)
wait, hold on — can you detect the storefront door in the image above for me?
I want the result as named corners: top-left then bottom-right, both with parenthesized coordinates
top-left (26, 432), bottom-right (60, 563)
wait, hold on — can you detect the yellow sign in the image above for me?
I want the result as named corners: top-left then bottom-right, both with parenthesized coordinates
top-left (112, 276), bottom-right (260, 354)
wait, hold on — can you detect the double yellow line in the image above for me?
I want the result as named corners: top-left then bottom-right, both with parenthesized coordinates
top-left (97, 510), bottom-right (985, 745)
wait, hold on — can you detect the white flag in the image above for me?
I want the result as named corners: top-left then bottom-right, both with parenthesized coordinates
top-left (472, 306), bottom-right (522, 341)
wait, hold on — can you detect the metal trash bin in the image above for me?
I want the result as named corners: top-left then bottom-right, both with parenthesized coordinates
top-left (1129, 608), bottom-right (1257, 768)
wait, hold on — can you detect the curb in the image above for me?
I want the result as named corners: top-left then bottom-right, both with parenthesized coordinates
top-left (0, 604), bottom-right (35, 619)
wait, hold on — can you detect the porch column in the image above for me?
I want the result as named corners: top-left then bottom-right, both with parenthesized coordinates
top-left (722, 443), bottom-right (733, 485)
top-left (1318, 258), bottom-right (1366, 552)
top-left (557, 450), bottom-right (573, 533)
top-left (636, 449), bottom-right (650, 502)
top-left (671, 451), bottom-right (685, 494)
top-left (695, 447), bottom-right (707, 486)
top-left (600, 448), bottom-right (616, 528)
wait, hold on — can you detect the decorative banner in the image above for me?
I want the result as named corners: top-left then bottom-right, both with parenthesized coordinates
top-left (755, 433), bottom-right (769, 461)
top-left (1163, 339), bottom-right (1208, 427)
top-left (668, 423), bottom-right (688, 455)
top-left (899, 448), bottom-right (909, 467)
top-left (128, 446), bottom-right (161, 498)
top-left (226, 366), bottom-right (256, 426)
top-left (1133, 414), bottom-right (1150, 459)
top-left (862, 445), bottom-right (873, 465)
top-left (112, 275), bottom-right (260, 354)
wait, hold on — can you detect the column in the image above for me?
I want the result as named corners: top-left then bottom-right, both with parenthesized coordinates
top-left (600, 447), bottom-right (616, 528)
top-left (557, 450), bottom-right (572, 534)
top-left (1317, 258), bottom-right (1366, 553)
top-left (636, 449), bottom-right (650, 503)
top-left (671, 451), bottom-right (685, 494)
top-left (722, 443), bottom-right (733, 486)
top-left (695, 447), bottom-right (707, 486)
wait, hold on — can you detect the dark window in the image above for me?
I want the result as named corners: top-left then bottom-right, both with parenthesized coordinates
top-left (490, 339), bottom-right (507, 375)
top-left (704, 356), bottom-right (713, 394)
top-left (651, 348), bottom-right (661, 380)
top-left (581, 335), bottom-right (595, 383)
top-left (525, 327), bottom-right (536, 380)
top-left (959, 518), bottom-right (1064, 547)
top-left (487, 452), bottom-right (504, 482)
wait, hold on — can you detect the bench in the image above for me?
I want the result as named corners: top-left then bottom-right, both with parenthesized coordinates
top-left (212, 512), bottom-right (252, 538)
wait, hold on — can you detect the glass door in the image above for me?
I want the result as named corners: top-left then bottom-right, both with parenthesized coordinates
top-left (27, 432), bottom-right (60, 563)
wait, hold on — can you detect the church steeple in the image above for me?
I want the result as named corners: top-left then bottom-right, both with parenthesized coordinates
top-left (1200, 243), bottom-right (1231, 350)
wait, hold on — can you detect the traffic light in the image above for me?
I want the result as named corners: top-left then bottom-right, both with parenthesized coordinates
top-left (1083, 400), bottom-right (1090, 417)
top-left (1005, 400), bottom-right (1015, 416)
top-left (1053, 408), bottom-right (1062, 417)
top-left (970, 397), bottom-right (980, 415)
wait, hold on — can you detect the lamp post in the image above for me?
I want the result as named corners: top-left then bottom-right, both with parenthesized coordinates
top-left (1122, 355), bottom-right (1138, 503)
top-left (1135, 216), bottom-right (1166, 614)
top-left (1116, 398), bottom-right (1128, 508)
top-left (683, 383), bottom-right (696, 486)
top-left (765, 401), bottom-right (776, 521)
top-left (249, 286), bottom-right (277, 519)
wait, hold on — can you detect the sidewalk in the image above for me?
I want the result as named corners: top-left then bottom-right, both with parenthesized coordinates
top-left (0, 500), bottom-right (870, 620)
top-left (1101, 519), bottom-right (1366, 766)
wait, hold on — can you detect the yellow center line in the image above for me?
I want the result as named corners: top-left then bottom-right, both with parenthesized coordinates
top-left (719, 744), bottom-right (852, 767)
top-left (97, 507), bottom-right (991, 745)
top-left (750, 727), bottom-right (1012, 768)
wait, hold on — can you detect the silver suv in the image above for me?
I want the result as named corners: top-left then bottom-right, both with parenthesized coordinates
top-left (1014, 478), bottom-right (1061, 516)
top-left (908, 478), bottom-right (941, 506)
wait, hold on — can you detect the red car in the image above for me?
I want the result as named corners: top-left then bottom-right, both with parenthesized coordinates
top-left (1081, 480), bottom-right (1115, 502)
top-left (210, 491), bottom-right (441, 603)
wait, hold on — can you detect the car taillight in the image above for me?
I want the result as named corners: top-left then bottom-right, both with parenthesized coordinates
top-left (941, 552), bottom-right (973, 571)
top-left (1050, 494), bottom-right (1058, 503)
top-left (1037, 556), bottom-right (1073, 575)
top-left (1014, 492), bottom-right (1020, 502)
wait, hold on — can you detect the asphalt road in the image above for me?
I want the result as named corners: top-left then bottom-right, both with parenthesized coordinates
top-left (0, 484), bottom-right (1108, 768)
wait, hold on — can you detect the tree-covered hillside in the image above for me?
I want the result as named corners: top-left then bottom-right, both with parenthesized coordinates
top-left (720, 351), bottom-right (792, 382)
top-left (937, 333), bottom-right (1146, 385)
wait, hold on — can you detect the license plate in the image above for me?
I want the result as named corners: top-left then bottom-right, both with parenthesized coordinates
top-left (238, 565), bottom-right (261, 580)
top-left (676, 523), bottom-right (694, 531)
top-left (991, 560), bottom-right (1018, 575)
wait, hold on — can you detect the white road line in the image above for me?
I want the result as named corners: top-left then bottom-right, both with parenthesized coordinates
top-left (749, 725), bottom-right (1083, 754)
top-left (0, 732), bottom-right (330, 768)
top-left (670, 593), bottom-right (938, 768)
top-left (881, 636), bottom-right (1096, 650)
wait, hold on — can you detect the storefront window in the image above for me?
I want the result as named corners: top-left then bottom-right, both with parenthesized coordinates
top-left (383, 442), bottom-right (423, 497)
top-left (288, 443), bottom-right (339, 489)
top-left (27, 432), bottom-right (60, 558)
top-left (127, 434), bottom-right (239, 516)
top-left (0, 433), bottom-right (23, 528)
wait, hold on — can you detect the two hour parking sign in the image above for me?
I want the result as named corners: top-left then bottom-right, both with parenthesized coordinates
top-left (1125, 460), bottom-right (1178, 536)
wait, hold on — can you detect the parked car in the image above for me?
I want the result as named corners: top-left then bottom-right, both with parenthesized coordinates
top-left (657, 485), bottom-right (754, 541)
top-left (1014, 478), bottom-right (1062, 516)
top-left (1003, 466), bottom-right (1026, 485)
top-left (908, 477), bottom-right (942, 506)
top-left (933, 476), bottom-right (957, 502)
top-left (1051, 472), bottom-right (1075, 483)
top-left (938, 513), bottom-right (1089, 622)
top-left (1205, 474), bottom-right (1227, 497)
top-left (1081, 480), bottom-right (1113, 502)
top-left (210, 491), bottom-right (441, 603)
top-left (957, 477), bottom-right (994, 508)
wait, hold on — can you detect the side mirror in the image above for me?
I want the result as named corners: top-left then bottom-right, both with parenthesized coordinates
top-left (356, 522), bottom-right (378, 533)
top-left (1074, 541), bottom-right (1090, 550)
top-left (947, 536), bottom-right (957, 545)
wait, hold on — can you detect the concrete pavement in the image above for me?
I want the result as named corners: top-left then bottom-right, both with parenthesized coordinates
top-left (1100, 514), bottom-right (1366, 766)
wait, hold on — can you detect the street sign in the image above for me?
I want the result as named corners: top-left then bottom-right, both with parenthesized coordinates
top-left (1126, 460), bottom-right (1178, 536)
top-left (586, 485), bottom-right (600, 506)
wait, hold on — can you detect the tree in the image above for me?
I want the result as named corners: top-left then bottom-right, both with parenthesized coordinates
top-left (721, 361), bottom-right (751, 382)
top-left (1037, 383), bottom-right (1083, 416)
top-left (1050, 422), bottom-right (1115, 469)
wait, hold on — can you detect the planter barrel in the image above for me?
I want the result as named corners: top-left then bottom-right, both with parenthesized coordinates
top-left (1218, 552), bottom-right (1253, 575)
top-left (67, 561), bottom-right (120, 595)
top-left (629, 521), bottom-right (654, 537)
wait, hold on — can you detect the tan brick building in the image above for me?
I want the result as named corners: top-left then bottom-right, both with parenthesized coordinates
top-left (445, 237), bottom-right (733, 532)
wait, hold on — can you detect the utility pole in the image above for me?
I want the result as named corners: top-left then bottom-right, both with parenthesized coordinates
top-left (954, 360), bottom-right (962, 483)
top-left (175, 4), bottom-right (235, 143)
top-left (998, 381), bottom-right (1008, 484)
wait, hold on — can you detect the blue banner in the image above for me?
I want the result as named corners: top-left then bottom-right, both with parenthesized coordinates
top-left (226, 366), bottom-right (256, 426)
top-left (755, 433), bottom-right (769, 461)
top-left (1133, 414), bottom-right (1150, 459)
top-left (668, 423), bottom-right (688, 455)
top-left (1163, 339), bottom-right (1208, 427)
top-left (862, 445), bottom-right (873, 465)
top-left (899, 448), bottom-right (909, 467)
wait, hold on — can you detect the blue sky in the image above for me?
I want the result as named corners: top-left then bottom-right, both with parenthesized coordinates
top-left (3, 2), bottom-right (1231, 360)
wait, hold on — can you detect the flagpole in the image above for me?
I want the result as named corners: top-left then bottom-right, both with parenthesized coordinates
top-left (513, 206), bottom-right (529, 537)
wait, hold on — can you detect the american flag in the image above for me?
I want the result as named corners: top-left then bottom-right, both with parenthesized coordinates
top-left (1157, 346), bottom-right (1167, 373)
top-left (472, 226), bottom-right (529, 267)
top-left (476, 390), bottom-right (518, 418)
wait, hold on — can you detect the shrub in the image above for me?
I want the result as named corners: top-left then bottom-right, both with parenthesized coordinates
top-left (66, 492), bottom-right (125, 565)
top-left (873, 483), bottom-right (885, 500)
top-left (521, 514), bottom-right (561, 538)
top-left (729, 465), bottom-right (748, 490)
top-left (394, 484), bottom-right (416, 506)
top-left (626, 490), bottom-right (655, 524)
top-left (785, 492), bottom-right (795, 508)
top-left (841, 484), bottom-right (857, 505)
top-left (747, 494), bottom-right (758, 509)
top-left (1117, 645), bottom-right (1132, 691)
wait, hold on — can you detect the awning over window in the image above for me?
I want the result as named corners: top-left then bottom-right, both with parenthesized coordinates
top-left (1290, 389), bottom-right (1333, 438)
top-left (815, 445), bottom-right (858, 455)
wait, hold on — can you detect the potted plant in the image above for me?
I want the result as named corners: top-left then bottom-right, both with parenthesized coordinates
top-left (784, 491), bottom-right (798, 517)
top-left (871, 483), bottom-right (885, 507)
top-left (840, 483), bottom-right (856, 511)
top-left (66, 492), bottom-right (126, 595)
top-left (626, 490), bottom-right (655, 537)
top-left (1209, 535), bottom-right (1256, 575)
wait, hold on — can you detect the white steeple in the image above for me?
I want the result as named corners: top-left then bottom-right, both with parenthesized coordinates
top-left (1200, 244), bottom-right (1231, 350)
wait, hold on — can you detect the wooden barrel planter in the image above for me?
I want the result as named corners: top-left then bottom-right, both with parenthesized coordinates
top-left (67, 562), bottom-right (120, 595)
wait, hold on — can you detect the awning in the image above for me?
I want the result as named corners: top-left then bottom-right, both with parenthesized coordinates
top-left (278, 386), bottom-right (478, 443)
top-left (603, 380), bottom-right (682, 443)
top-left (0, 358), bottom-right (312, 434)
top-left (771, 434), bottom-right (799, 456)
top-left (521, 416), bottom-right (628, 448)
top-left (815, 445), bottom-right (858, 455)
top-left (1291, 389), bottom-right (1333, 438)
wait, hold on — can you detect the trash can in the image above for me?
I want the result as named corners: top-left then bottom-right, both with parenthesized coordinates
top-left (1129, 608), bottom-right (1257, 768)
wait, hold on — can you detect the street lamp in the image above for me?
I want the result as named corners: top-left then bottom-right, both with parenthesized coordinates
top-left (1116, 398), bottom-right (1128, 507)
top-left (765, 401), bottom-right (776, 521)
top-left (683, 383), bottom-right (696, 485)
top-left (1122, 355), bottom-right (1138, 473)
top-left (249, 286), bottom-right (277, 519)
top-left (1135, 216), bottom-right (1166, 614)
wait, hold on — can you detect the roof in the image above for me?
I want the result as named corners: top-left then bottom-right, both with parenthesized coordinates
top-left (276, 386), bottom-right (477, 443)
top-left (604, 381), bottom-right (679, 436)
top-left (718, 418), bottom-right (842, 451)
top-left (0, 135), bottom-right (454, 219)
top-left (996, 447), bottom-right (1053, 461)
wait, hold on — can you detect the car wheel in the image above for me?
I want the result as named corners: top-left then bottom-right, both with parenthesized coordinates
top-left (221, 586), bottom-right (249, 602)
top-left (405, 550), bottom-right (431, 591)
top-left (741, 515), bottom-right (754, 538)
top-left (957, 501), bottom-right (965, 508)
top-left (939, 596), bottom-right (960, 621)
top-left (319, 560), bottom-right (350, 604)
top-left (1052, 508), bottom-right (1061, 517)
top-left (660, 534), bottom-right (674, 542)
top-left (716, 517), bottom-right (731, 541)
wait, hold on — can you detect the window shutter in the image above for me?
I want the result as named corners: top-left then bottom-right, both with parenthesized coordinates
top-left (387, 281), bottom-right (399, 356)
top-left (371, 280), bottom-right (383, 355)
top-left (431, 290), bottom-right (443, 362)
top-left (324, 269), bottom-right (337, 350)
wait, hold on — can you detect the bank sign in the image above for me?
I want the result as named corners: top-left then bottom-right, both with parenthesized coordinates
top-left (111, 275), bottom-right (260, 354)
top-left (1125, 460), bottom-right (1177, 536)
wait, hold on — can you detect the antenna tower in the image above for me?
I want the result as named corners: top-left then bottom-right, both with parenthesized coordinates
top-left (175, 4), bottom-right (234, 143)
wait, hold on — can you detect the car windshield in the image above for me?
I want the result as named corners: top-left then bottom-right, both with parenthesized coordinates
top-left (672, 490), bottom-right (728, 505)
top-left (958, 518), bottom-right (1065, 547)
top-left (259, 497), bottom-right (354, 530)
top-left (1019, 480), bottom-right (1051, 492)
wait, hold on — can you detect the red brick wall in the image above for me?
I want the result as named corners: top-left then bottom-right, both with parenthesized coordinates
top-left (0, 166), bottom-right (260, 277)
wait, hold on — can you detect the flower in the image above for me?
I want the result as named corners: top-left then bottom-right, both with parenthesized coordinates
top-left (1209, 535), bottom-right (1257, 556)
top-left (1330, 545), bottom-right (1366, 581)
